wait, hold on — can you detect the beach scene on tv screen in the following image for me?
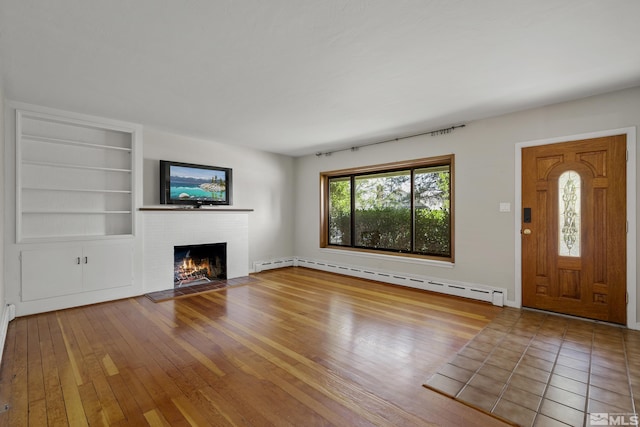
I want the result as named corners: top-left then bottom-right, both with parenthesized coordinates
top-left (169, 165), bottom-right (227, 201)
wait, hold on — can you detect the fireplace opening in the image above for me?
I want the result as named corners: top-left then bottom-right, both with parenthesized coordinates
top-left (174, 243), bottom-right (227, 287)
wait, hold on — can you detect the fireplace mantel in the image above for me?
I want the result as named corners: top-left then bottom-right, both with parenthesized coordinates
top-left (140, 207), bottom-right (253, 212)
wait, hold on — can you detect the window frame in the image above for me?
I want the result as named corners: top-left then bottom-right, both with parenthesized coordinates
top-left (320, 155), bottom-right (455, 262)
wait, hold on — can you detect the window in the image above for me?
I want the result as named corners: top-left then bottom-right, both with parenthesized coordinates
top-left (559, 170), bottom-right (581, 257)
top-left (321, 155), bottom-right (454, 262)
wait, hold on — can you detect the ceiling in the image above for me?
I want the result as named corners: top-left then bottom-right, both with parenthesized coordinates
top-left (1, 1), bottom-right (639, 157)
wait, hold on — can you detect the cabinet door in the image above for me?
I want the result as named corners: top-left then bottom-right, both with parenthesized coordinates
top-left (82, 243), bottom-right (133, 291)
top-left (21, 247), bottom-right (83, 301)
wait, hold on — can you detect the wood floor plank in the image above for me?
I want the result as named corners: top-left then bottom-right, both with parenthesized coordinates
top-left (0, 317), bottom-right (19, 427)
top-left (25, 318), bottom-right (47, 427)
top-left (55, 311), bottom-right (86, 386)
top-left (197, 386), bottom-right (272, 427)
top-left (37, 314), bottom-right (69, 426)
top-left (50, 313), bottom-right (88, 426)
top-left (105, 371), bottom-right (146, 424)
top-left (4, 319), bottom-right (28, 427)
top-left (172, 394), bottom-right (232, 427)
top-left (77, 381), bottom-right (110, 427)
top-left (0, 267), bottom-right (511, 426)
top-left (65, 310), bottom-right (125, 425)
top-left (131, 367), bottom-right (189, 426)
top-left (115, 368), bottom-right (156, 415)
top-left (26, 398), bottom-right (46, 427)
top-left (143, 408), bottom-right (173, 427)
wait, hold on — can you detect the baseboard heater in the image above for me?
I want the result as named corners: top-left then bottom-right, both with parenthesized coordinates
top-left (253, 258), bottom-right (504, 306)
top-left (0, 304), bottom-right (16, 368)
top-left (253, 258), bottom-right (296, 272)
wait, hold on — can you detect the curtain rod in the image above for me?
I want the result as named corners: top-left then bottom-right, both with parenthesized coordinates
top-left (315, 124), bottom-right (466, 157)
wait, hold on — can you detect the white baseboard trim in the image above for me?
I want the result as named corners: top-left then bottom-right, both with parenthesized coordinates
top-left (254, 257), bottom-right (506, 306)
top-left (0, 304), bottom-right (16, 367)
top-left (504, 299), bottom-right (519, 308)
top-left (252, 257), bottom-right (296, 273)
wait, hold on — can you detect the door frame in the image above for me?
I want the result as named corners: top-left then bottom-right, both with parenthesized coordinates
top-left (514, 127), bottom-right (638, 330)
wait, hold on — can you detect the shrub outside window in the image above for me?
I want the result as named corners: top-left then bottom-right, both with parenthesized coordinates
top-left (320, 155), bottom-right (454, 262)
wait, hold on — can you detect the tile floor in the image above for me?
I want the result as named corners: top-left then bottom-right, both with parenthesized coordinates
top-left (425, 308), bottom-right (640, 426)
top-left (145, 275), bottom-right (259, 302)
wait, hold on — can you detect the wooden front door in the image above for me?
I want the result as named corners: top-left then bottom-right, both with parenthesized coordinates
top-left (522, 135), bottom-right (627, 324)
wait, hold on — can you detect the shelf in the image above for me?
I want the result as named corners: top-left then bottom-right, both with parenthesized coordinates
top-left (22, 210), bottom-right (132, 215)
top-left (22, 160), bottom-right (132, 173)
top-left (22, 186), bottom-right (132, 194)
top-left (20, 234), bottom-right (134, 244)
top-left (21, 134), bottom-right (132, 152)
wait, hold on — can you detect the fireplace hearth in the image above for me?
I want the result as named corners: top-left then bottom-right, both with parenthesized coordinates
top-left (174, 243), bottom-right (227, 287)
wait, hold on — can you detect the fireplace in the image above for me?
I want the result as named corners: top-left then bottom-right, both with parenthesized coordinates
top-left (174, 243), bottom-right (227, 287)
top-left (142, 211), bottom-right (249, 293)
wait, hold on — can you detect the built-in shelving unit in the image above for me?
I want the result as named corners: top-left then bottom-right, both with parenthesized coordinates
top-left (16, 109), bottom-right (139, 242)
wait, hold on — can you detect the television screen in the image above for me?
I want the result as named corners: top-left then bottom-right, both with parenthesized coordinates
top-left (160, 160), bottom-right (232, 206)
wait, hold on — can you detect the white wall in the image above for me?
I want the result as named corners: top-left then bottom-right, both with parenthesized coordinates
top-left (142, 128), bottom-right (295, 268)
top-left (0, 75), bottom-right (5, 314)
top-left (294, 86), bottom-right (640, 319)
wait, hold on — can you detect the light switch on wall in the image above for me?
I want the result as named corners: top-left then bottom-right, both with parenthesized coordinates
top-left (499, 202), bottom-right (511, 212)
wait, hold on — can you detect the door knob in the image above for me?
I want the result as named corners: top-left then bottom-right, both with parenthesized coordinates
top-left (522, 229), bottom-right (532, 235)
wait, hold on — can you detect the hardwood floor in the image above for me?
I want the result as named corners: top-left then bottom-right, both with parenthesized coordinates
top-left (0, 267), bottom-right (508, 426)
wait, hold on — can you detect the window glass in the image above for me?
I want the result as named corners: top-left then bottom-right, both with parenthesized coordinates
top-left (354, 171), bottom-right (411, 251)
top-left (559, 170), bottom-right (581, 257)
top-left (328, 177), bottom-right (351, 245)
top-left (414, 165), bottom-right (451, 257)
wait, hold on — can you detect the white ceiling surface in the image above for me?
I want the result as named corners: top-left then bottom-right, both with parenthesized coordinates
top-left (1, 1), bottom-right (639, 157)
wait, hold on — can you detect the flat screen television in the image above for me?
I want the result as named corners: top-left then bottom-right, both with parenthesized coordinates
top-left (160, 160), bottom-right (232, 206)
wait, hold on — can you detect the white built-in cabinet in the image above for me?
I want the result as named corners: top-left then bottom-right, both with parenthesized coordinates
top-left (14, 106), bottom-right (141, 306)
top-left (20, 243), bottom-right (134, 301)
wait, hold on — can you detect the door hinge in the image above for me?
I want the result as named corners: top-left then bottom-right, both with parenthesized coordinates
top-left (626, 150), bottom-right (629, 161)
top-left (626, 292), bottom-right (629, 304)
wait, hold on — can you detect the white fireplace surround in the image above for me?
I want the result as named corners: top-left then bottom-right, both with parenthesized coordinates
top-left (142, 210), bottom-right (249, 293)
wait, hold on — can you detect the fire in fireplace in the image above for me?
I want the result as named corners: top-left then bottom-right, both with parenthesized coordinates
top-left (174, 243), bottom-right (227, 287)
